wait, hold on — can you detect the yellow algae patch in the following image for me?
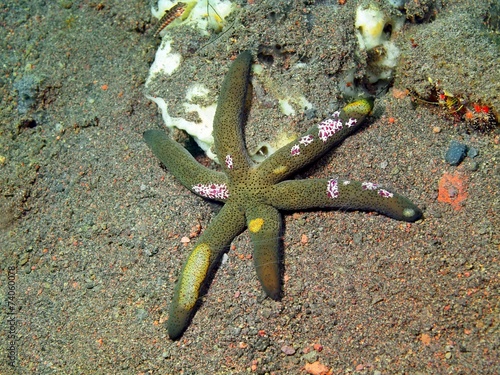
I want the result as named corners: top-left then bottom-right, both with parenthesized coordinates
top-left (272, 165), bottom-right (288, 176)
top-left (178, 243), bottom-right (211, 309)
top-left (248, 218), bottom-right (264, 233)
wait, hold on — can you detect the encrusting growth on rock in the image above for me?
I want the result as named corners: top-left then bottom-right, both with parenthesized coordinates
top-left (143, 51), bottom-right (422, 339)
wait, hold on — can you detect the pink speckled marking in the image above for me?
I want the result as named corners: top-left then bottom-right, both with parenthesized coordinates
top-left (378, 189), bottom-right (394, 198)
top-left (327, 178), bottom-right (339, 198)
top-left (299, 135), bottom-right (314, 146)
top-left (332, 111), bottom-right (341, 118)
top-left (290, 144), bottom-right (300, 156)
top-left (362, 181), bottom-right (378, 190)
top-left (318, 118), bottom-right (343, 142)
top-left (346, 118), bottom-right (357, 127)
top-left (225, 155), bottom-right (233, 169)
top-left (193, 183), bottom-right (229, 199)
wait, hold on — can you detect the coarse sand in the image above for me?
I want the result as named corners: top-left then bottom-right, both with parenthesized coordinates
top-left (0, 0), bottom-right (498, 374)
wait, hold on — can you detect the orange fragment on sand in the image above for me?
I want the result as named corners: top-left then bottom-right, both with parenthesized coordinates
top-left (304, 361), bottom-right (331, 375)
top-left (301, 234), bottom-right (308, 245)
top-left (420, 333), bottom-right (432, 345)
top-left (437, 172), bottom-right (468, 210)
top-left (313, 343), bottom-right (323, 352)
top-left (392, 88), bottom-right (409, 99)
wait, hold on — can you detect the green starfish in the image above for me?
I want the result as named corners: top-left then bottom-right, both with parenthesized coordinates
top-left (144, 51), bottom-right (422, 339)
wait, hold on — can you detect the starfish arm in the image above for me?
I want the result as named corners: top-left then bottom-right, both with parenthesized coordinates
top-left (168, 203), bottom-right (246, 339)
top-left (246, 204), bottom-right (282, 300)
top-left (213, 51), bottom-right (253, 180)
top-left (144, 129), bottom-right (230, 202)
top-left (268, 179), bottom-right (422, 222)
top-left (256, 99), bottom-right (373, 185)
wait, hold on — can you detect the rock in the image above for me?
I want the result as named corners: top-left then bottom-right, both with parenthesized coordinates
top-left (13, 75), bottom-right (40, 114)
top-left (445, 140), bottom-right (468, 166)
top-left (467, 146), bottom-right (479, 158)
top-left (281, 345), bottom-right (296, 355)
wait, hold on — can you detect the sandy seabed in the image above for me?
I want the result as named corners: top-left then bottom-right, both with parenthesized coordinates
top-left (0, 0), bottom-right (498, 374)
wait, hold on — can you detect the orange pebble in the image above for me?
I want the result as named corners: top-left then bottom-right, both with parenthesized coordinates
top-left (300, 233), bottom-right (308, 244)
top-left (313, 343), bottom-right (323, 352)
top-left (420, 333), bottom-right (432, 345)
top-left (437, 172), bottom-right (468, 210)
top-left (304, 361), bottom-right (331, 375)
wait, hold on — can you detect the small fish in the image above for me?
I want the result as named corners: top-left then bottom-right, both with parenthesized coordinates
top-left (153, 2), bottom-right (187, 38)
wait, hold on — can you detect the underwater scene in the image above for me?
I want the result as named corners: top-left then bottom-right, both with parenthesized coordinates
top-left (0, 0), bottom-right (498, 374)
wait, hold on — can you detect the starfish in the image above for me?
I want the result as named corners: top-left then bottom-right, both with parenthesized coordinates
top-left (144, 51), bottom-right (422, 339)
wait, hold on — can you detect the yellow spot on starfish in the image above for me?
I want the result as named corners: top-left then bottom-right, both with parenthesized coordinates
top-left (343, 98), bottom-right (373, 117)
top-left (248, 218), bottom-right (264, 233)
top-left (178, 243), bottom-right (210, 310)
top-left (273, 165), bottom-right (288, 175)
